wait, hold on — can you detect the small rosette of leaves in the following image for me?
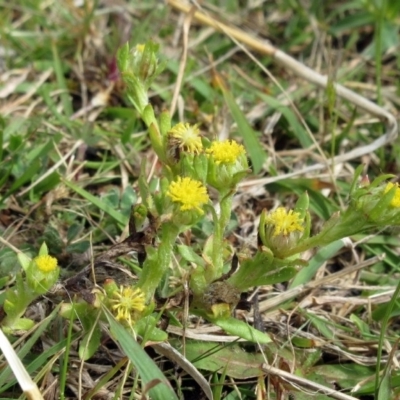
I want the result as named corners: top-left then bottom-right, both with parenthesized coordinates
top-left (117, 41), bottom-right (165, 114)
top-left (2, 242), bottom-right (59, 331)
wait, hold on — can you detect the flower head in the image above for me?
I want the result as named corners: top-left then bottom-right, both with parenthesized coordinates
top-left (353, 180), bottom-right (400, 227)
top-left (135, 44), bottom-right (145, 53)
top-left (264, 207), bottom-right (304, 236)
top-left (167, 177), bottom-right (209, 214)
top-left (26, 251), bottom-right (60, 295)
top-left (168, 123), bottom-right (203, 155)
top-left (260, 207), bottom-right (305, 258)
top-left (206, 140), bottom-right (248, 191)
top-left (109, 286), bottom-right (146, 326)
top-left (206, 140), bottom-right (245, 164)
top-left (384, 182), bottom-right (400, 208)
top-left (34, 255), bottom-right (58, 273)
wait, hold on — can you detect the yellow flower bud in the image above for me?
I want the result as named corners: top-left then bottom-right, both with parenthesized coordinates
top-left (383, 182), bottom-right (400, 208)
top-left (206, 140), bottom-right (249, 191)
top-left (34, 255), bottom-right (58, 273)
top-left (260, 207), bottom-right (305, 258)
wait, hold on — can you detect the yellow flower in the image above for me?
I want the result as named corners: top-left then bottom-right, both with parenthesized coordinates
top-left (264, 207), bottom-right (304, 237)
top-left (135, 44), bottom-right (145, 53)
top-left (167, 177), bottom-right (209, 213)
top-left (206, 140), bottom-right (245, 164)
top-left (34, 255), bottom-right (58, 273)
top-left (110, 286), bottom-right (145, 326)
top-left (206, 139), bottom-right (248, 191)
top-left (384, 182), bottom-right (400, 208)
top-left (168, 122), bottom-right (203, 154)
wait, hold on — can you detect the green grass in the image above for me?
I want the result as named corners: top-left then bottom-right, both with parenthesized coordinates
top-left (0, 0), bottom-right (400, 398)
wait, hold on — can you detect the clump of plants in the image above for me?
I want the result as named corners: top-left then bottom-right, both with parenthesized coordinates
top-left (2, 41), bottom-right (400, 398)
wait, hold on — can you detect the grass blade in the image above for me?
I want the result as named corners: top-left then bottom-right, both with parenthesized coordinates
top-left (103, 307), bottom-right (179, 400)
top-left (62, 178), bottom-right (127, 226)
top-left (218, 79), bottom-right (267, 174)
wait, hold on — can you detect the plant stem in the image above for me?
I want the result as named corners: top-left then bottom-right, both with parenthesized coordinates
top-left (209, 193), bottom-right (232, 282)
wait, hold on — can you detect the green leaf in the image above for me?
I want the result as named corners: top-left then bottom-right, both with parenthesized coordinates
top-left (7, 317), bottom-right (35, 331)
top-left (211, 316), bottom-right (271, 344)
top-left (38, 242), bottom-right (49, 256)
top-left (378, 368), bottom-right (391, 400)
top-left (363, 21), bottom-right (399, 58)
top-left (159, 109), bottom-right (171, 136)
top-left (17, 253), bottom-right (31, 272)
top-left (51, 42), bottom-right (73, 116)
top-left (306, 313), bottom-right (334, 340)
top-left (329, 11), bottom-right (373, 34)
top-left (372, 299), bottom-right (400, 321)
top-left (177, 244), bottom-right (205, 267)
top-left (349, 164), bottom-right (365, 196)
top-left (289, 240), bottom-right (345, 288)
top-left (33, 171), bottom-right (60, 194)
top-left (172, 340), bottom-right (265, 379)
top-left (59, 302), bottom-right (89, 320)
top-left (42, 225), bottom-right (64, 254)
top-left (259, 93), bottom-right (313, 148)
top-left (254, 266), bottom-right (299, 287)
top-left (5, 159), bottom-right (41, 197)
top-left (117, 42), bottom-right (130, 73)
top-left (220, 86), bottom-right (267, 174)
top-left (307, 363), bottom-right (375, 396)
top-left (120, 185), bottom-right (138, 213)
top-left (65, 241), bottom-right (90, 254)
top-left (66, 223), bottom-right (83, 243)
top-left (135, 316), bottom-right (168, 342)
top-left (229, 248), bottom-right (300, 290)
top-left (79, 325), bottom-right (102, 361)
top-left (291, 337), bottom-right (315, 348)
top-left (350, 314), bottom-right (371, 338)
top-left (0, 276), bottom-right (11, 290)
top-left (0, 166), bottom-right (12, 198)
